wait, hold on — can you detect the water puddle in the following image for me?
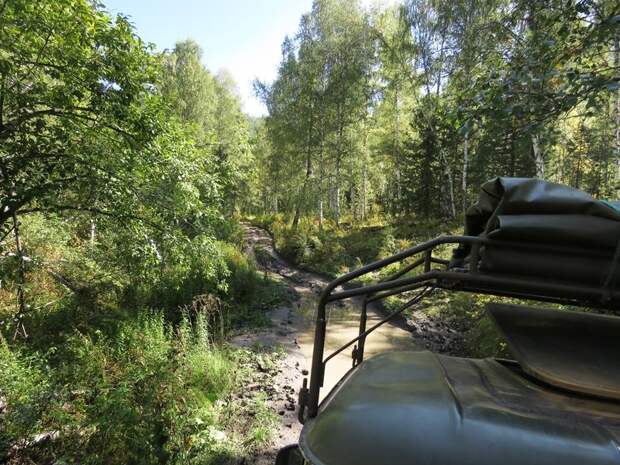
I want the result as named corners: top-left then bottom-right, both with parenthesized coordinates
top-left (293, 288), bottom-right (416, 400)
top-left (241, 224), bottom-right (417, 402)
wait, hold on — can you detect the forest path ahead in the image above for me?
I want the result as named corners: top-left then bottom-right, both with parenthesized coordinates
top-left (236, 224), bottom-right (417, 464)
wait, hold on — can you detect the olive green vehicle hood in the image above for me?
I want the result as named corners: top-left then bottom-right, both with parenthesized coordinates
top-left (300, 351), bottom-right (620, 465)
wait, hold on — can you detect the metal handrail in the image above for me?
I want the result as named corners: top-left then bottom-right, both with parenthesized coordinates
top-left (298, 234), bottom-right (620, 422)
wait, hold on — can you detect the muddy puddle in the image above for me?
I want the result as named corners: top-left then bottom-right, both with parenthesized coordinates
top-left (240, 223), bottom-right (417, 400)
top-left (293, 288), bottom-right (416, 401)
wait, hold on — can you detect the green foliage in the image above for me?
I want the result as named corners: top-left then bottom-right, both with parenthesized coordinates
top-left (0, 1), bottom-right (280, 462)
top-left (58, 313), bottom-right (233, 464)
top-left (0, 312), bottom-right (280, 465)
top-left (254, 213), bottom-right (445, 276)
top-left (0, 338), bottom-right (50, 453)
top-left (160, 41), bottom-right (252, 214)
top-left (0, 0), bottom-right (161, 233)
top-left (254, 0), bottom-right (376, 226)
top-left (250, 0), bottom-right (620, 225)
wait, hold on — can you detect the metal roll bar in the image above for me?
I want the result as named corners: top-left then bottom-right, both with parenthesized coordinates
top-left (298, 235), bottom-right (620, 422)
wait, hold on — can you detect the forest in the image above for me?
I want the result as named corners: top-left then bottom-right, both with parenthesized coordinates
top-left (251, 0), bottom-right (619, 224)
top-left (0, 0), bottom-right (619, 464)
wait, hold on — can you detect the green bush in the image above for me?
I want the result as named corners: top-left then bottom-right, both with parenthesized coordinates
top-left (0, 337), bottom-right (51, 456)
top-left (0, 213), bottom-right (283, 464)
top-left (252, 214), bottom-right (405, 276)
top-left (0, 313), bottom-right (240, 465)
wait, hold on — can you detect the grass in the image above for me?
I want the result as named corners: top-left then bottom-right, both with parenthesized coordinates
top-left (0, 311), bottom-right (285, 465)
top-left (253, 213), bottom-right (459, 277)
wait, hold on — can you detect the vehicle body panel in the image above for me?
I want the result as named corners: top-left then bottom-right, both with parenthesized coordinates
top-left (300, 351), bottom-right (620, 465)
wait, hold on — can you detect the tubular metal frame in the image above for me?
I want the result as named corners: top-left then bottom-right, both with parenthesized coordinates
top-left (297, 235), bottom-right (620, 422)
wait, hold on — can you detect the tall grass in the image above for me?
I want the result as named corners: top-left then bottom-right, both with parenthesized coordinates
top-left (0, 313), bottom-right (252, 464)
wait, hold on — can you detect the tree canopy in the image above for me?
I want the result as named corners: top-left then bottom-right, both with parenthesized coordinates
top-left (250, 0), bottom-right (620, 224)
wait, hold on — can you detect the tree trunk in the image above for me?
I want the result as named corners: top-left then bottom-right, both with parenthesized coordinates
top-left (361, 164), bottom-right (367, 222)
top-left (393, 89), bottom-right (401, 215)
top-left (462, 130), bottom-right (469, 214)
top-left (334, 105), bottom-right (344, 226)
top-left (335, 156), bottom-right (341, 226)
top-left (351, 184), bottom-right (357, 222)
top-left (575, 148), bottom-right (582, 189)
top-left (395, 168), bottom-right (401, 214)
top-left (292, 115), bottom-right (314, 229)
top-left (532, 133), bottom-right (544, 179)
top-left (509, 131), bottom-right (516, 177)
top-left (318, 142), bottom-right (324, 230)
top-left (12, 211), bottom-right (27, 339)
top-left (361, 128), bottom-right (369, 221)
top-left (292, 196), bottom-right (302, 229)
top-left (90, 219), bottom-right (96, 245)
top-left (614, 33), bottom-right (620, 193)
top-left (441, 154), bottom-right (456, 219)
top-left (328, 175), bottom-right (334, 212)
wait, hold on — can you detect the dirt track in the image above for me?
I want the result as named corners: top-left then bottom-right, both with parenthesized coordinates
top-left (236, 224), bottom-right (464, 464)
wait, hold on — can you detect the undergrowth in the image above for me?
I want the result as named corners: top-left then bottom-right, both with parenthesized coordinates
top-left (0, 214), bottom-right (286, 464)
top-left (0, 313), bottom-right (279, 464)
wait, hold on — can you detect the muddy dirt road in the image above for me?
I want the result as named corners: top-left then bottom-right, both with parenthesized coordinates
top-left (235, 224), bottom-right (418, 464)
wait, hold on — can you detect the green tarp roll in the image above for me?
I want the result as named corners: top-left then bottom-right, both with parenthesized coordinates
top-left (453, 177), bottom-right (620, 285)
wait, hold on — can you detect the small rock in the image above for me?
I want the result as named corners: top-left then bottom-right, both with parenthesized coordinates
top-left (209, 428), bottom-right (227, 442)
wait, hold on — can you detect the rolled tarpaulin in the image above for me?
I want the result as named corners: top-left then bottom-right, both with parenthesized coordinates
top-left (452, 178), bottom-right (620, 267)
top-left (488, 214), bottom-right (620, 250)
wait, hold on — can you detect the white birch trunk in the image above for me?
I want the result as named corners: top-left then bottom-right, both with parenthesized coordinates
top-left (614, 34), bottom-right (620, 192)
top-left (532, 133), bottom-right (544, 179)
top-left (462, 131), bottom-right (469, 213)
top-left (335, 157), bottom-right (341, 226)
top-left (90, 219), bottom-right (96, 245)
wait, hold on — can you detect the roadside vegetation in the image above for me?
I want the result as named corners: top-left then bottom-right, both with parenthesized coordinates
top-left (252, 213), bottom-right (456, 277)
top-left (0, 1), bottom-right (284, 463)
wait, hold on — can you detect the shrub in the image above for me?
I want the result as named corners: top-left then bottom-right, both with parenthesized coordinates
top-left (62, 313), bottom-right (235, 464)
top-left (0, 313), bottom-right (239, 465)
top-left (0, 338), bottom-right (51, 457)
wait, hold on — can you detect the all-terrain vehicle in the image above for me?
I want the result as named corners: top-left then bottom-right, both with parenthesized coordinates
top-left (277, 177), bottom-right (620, 465)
